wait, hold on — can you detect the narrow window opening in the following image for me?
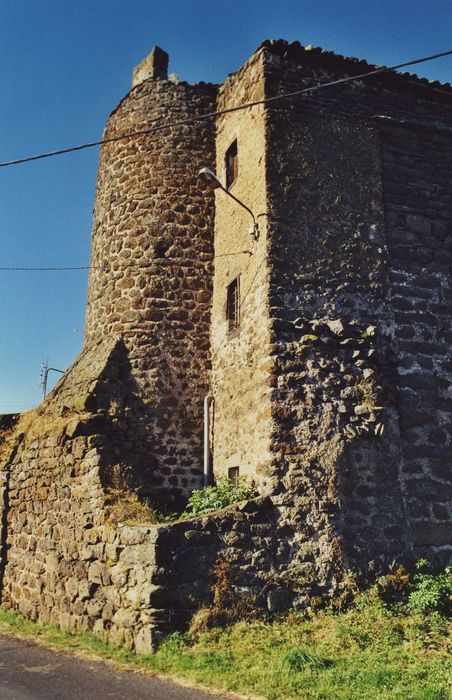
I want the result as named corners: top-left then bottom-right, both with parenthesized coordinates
top-left (225, 139), bottom-right (238, 188)
top-left (228, 466), bottom-right (240, 485)
top-left (226, 277), bottom-right (240, 333)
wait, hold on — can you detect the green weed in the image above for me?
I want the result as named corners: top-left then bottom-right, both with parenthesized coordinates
top-left (408, 560), bottom-right (451, 616)
top-left (181, 477), bottom-right (255, 517)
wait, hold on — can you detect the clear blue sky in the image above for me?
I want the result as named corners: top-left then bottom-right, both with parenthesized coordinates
top-left (1, 0), bottom-right (452, 412)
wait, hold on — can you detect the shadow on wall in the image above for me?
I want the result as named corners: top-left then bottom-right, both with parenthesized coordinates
top-left (57, 336), bottom-right (186, 510)
top-left (0, 418), bottom-right (22, 605)
top-left (0, 335), bottom-right (182, 543)
top-left (336, 436), bottom-right (409, 575)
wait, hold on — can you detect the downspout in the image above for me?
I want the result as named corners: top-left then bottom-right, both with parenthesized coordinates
top-left (203, 395), bottom-right (214, 487)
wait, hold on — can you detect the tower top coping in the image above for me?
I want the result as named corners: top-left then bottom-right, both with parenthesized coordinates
top-left (132, 46), bottom-right (169, 87)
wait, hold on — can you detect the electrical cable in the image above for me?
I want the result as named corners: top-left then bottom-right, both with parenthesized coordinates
top-left (0, 266), bottom-right (93, 271)
top-left (0, 250), bottom-right (253, 271)
top-left (0, 48), bottom-right (451, 168)
top-left (1, 48), bottom-right (452, 270)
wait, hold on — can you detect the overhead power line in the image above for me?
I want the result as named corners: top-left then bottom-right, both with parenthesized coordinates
top-left (0, 250), bottom-right (253, 272)
top-left (0, 266), bottom-right (93, 271)
top-left (1, 49), bottom-right (452, 169)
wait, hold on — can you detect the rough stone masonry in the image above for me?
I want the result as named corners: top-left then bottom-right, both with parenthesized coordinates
top-left (0, 40), bottom-right (451, 652)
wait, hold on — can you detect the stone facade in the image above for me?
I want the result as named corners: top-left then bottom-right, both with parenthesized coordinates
top-left (261, 43), bottom-right (452, 571)
top-left (0, 41), bottom-right (451, 652)
top-left (211, 50), bottom-right (274, 486)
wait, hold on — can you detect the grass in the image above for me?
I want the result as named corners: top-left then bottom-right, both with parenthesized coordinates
top-left (0, 591), bottom-right (450, 700)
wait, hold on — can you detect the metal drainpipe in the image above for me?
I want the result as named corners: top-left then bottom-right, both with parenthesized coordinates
top-left (203, 395), bottom-right (214, 487)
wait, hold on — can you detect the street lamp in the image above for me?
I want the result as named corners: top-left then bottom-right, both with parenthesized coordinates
top-left (198, 167), bottom-right (259, 241)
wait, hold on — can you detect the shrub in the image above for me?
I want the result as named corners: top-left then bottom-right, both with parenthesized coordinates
top-left (376, 564), bottom-right (412, 605)
top-left (182, 477), bottom-right (255, 518)
top-left (408, 560), bottom-right (451, 616)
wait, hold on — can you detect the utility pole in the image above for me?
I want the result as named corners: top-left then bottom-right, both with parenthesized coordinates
top-left (39, 360), bottom-right (65, 398)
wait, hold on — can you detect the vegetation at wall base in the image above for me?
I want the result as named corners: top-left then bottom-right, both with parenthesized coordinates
top-left (180, 477), bottom-right (256, 518)
top-left (0, 565), bottom-right (450, 700)
top-left (407, 560), bottom-right (451, 616)
top-left (104, 478), bottom-right (256, 527)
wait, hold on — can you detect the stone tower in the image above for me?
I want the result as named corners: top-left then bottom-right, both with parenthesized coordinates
top-left (84, 48), bottom-right (217, 506)
top-left (0, 40), bottom-right (451, 654)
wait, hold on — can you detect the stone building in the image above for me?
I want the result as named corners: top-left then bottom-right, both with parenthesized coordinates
top-left (0, 40), bottom-right (451, 651)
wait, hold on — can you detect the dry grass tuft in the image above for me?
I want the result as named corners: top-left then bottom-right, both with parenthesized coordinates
top-left (0, 407), bottom-right (92, 462)
top-left (189, 560), bottom-right (266, 638)
top-left (104, 488), bottom-right (160, 526)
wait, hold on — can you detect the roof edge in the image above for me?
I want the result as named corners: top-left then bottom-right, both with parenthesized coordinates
top-left (255, 39), bottom-right (452, 97)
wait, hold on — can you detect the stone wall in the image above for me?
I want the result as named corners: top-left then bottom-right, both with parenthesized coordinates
top-left (0, 341), bottom-right (118, 631)
top-left (85, 76), bottom-right (217, 507)
top-left (0, 340), bottom-right (180, 649)
top-left (0, 353), bottom-right (282, 651)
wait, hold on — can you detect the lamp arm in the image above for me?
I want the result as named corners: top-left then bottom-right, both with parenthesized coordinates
top-left (219, 185), bottom-right (256, 226)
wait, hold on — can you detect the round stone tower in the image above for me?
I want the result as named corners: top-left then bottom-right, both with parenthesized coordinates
top-left (84, 47), bottom-right (217, 506)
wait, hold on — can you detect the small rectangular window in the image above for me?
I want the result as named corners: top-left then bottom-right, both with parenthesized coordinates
top-left (225, 139), bottom-right (238, 188)
top-left (226, 277), bottom-right (240, 333)
top-left (228, 466), bottom-right (240, 485)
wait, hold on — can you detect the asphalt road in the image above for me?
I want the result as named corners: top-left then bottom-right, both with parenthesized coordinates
top-left (0, 634), bottom-right (233, 700)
